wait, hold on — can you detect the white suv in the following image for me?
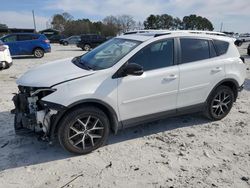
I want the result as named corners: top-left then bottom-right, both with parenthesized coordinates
top-left (12, 30), bottom-right (246, 154)
top-left (0, 40), bottom-right (12, 69)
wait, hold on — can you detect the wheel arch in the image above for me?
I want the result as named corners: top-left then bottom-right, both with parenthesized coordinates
top-left (207, 78), bottom-right (239, 102)
top-left (50, 99), bottom-right (121, 139)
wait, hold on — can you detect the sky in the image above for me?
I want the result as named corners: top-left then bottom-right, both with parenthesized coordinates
top-left (0, 0), bottom-right (249, 33)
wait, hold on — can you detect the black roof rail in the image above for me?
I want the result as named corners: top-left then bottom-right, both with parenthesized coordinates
top-left (154, 33), bottom-right (171, 37)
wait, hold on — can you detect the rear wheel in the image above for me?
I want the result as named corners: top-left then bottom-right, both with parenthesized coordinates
top-left (33, 48), bottom-right (44, 58)
top-left (205, 86), bottom-right (234, 120)
top-left (58, 106), bottom-right (110, 154)
top-left (247, 49), bottom-right (250, 56)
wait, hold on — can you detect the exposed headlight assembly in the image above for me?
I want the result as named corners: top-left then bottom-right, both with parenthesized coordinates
top-left (31, 88), bottom-right (57, 97)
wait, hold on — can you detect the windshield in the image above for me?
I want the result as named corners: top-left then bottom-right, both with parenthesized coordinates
top-left (77, 38), bottom-right (141, 70)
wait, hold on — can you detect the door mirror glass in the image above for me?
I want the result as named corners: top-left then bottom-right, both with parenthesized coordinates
top-left (123, 63), bottom-right (143, 76)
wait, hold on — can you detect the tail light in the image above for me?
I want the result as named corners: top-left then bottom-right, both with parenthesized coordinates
top-left (0, 45), bottom-right (6, 51)
top-left (44, 39), bottom-right (50, 43)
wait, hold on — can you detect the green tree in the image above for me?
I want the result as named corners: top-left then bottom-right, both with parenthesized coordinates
top-left (183, 14), bottom-right (213, 31)
top-left (51, 12), bottom-right (73, 32)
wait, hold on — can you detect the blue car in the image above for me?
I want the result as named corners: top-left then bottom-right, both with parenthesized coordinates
top-left (0, 33), bottom-right (51, 58)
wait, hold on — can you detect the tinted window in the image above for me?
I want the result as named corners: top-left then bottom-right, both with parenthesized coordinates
top-left (213, 40), bottom-right (229, 55)
top-left (209, 41), bottom-right (217, 58)
top-left (2, 35), bottom-right (17, 42)
top-left (180, 38), bottom-right (210, 63)
top-left (128, 39), bottom-right (174, 71)
top-left (18, 35), bottom-right (33, 41)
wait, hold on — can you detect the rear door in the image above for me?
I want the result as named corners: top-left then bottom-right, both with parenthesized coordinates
top-left (16, 34), bottom-right (35, 55)
top-left (1, 35), bottom-right (18, 55)
top-left (177, 37), bottom-right (225, 108)
top-left (117, 39), bottom-right (179, 122)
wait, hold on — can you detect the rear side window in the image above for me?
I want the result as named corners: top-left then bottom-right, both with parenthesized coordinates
top-left (180, 38), bottom-right (210, 63)
top-left (213, 40), bottom-right (229, 55)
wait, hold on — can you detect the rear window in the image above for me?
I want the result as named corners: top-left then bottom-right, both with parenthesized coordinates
top-left (213, 40), bottom-right (229, 55)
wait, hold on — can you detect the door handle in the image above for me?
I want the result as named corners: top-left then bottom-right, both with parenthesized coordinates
top-left (211, 67), bottom-right (222, 73)
top-left (162, 74), bottom-right (178, 82)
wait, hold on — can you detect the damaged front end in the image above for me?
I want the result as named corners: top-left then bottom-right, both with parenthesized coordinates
top-left (12, 86), bottom-right (65, 140)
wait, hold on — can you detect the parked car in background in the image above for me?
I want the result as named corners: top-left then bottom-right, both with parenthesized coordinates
top-left (49, 35), bottom-right (65, 43)
top-left (248, 44), bottom-right (250, 55)
top-left (60, 36), bottom-right (81, 46)
top-left (13, 30), bottom-right (246, 154)
top-left (0, 33), bottom-right (51, 58)
top-left (0, 40), bottom-right (12, 69)
top-left (76, 34), bottom-right (106, 51)
top-left (238, 34), bottom-right (250, 42)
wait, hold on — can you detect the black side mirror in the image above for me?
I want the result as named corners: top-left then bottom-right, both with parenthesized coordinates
top-left (123, 63), bottom-right (144, 76)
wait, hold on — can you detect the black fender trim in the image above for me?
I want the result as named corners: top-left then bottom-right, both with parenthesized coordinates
top-left (49, 99), bottom-right (120, 140)
top-left (206, 78), bottom-right (239, 103)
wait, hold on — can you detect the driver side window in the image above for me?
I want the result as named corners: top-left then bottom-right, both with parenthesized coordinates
top-left (128, 39), bottom-right (174, 71)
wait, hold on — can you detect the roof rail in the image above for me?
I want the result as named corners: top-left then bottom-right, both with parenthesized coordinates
top-left (124, 30), bottom-right (227, 37)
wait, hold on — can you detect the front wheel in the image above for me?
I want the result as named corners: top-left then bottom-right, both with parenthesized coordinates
top-left (33, 48), bottom-right (44, 58)
top-left (205, 86), bottom-right (234, 120)
top-left (58, 106), bottom-right (110, 154)
top-left (247, 49), bottom-right (250, 56)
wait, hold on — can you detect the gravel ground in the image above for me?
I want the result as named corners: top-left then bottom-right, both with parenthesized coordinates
top-left (0, 43), bottom-right (249, 188)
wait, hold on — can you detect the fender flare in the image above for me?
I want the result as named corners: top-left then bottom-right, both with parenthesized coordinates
top-left (49, 99), bottom-right (121, 140)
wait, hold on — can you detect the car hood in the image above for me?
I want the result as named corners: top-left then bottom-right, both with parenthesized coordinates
top-left (17, 57), bottom-right (95, 87)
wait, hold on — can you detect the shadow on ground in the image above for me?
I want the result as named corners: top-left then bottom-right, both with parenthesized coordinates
top-left (0, 110), bottom-right (209, 172)
top-left (12, 56), bottom-right (36, 59)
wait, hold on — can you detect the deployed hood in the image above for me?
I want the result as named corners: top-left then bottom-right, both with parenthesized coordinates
top-left (17, 58), bottom-right (95, 87)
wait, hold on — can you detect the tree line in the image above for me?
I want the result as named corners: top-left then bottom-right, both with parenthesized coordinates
top-left (50, 12), bottom-right (214, 37)
top-left (0, 13), bottom-right (214, 36)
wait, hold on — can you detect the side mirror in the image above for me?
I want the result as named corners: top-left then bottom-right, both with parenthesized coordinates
top-left (123, 63), bottom-right (144, 76)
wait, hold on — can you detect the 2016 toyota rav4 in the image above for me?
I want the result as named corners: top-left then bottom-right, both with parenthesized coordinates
top-left (12, 30), bottom-right (246, 154)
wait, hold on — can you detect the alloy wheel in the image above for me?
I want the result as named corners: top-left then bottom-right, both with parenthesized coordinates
top-left (68, 115), bottom-right (104, 151)
top-left (211, 90), bottom-right (232, 118)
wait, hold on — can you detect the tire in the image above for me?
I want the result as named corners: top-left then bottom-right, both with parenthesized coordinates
top-left (248, 49), bottom-right (250, 56)
top-left (83, 44), bottom-right (91, 51)
top-left (33, 48), bottom-right (44, 58)
top-left (58, 106), bottom-right (110, 154)
top-left (63, 41), bottom-right (68, 46)
top-left (205, 85), bottom-right (234, 120)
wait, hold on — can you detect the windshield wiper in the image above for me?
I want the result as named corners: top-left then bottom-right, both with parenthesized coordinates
top-left (72, 56), bottom-right (93, 70)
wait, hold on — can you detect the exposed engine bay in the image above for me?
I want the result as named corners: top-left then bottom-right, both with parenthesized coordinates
top-left (12, 86), bottom-right (58, 139)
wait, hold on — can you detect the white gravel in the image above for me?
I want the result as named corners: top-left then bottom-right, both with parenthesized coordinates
top-left (0, 43), bottom-right (250, 188)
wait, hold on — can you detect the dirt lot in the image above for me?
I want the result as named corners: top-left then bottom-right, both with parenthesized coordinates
top-left (0, 43), bottom-right (250, 188)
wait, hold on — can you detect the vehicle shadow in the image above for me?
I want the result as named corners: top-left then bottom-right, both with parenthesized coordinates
top-left (0, 110), bottom-right (210, 172)
top-left (55, 49), bottom-right (84, 52)
top-left (12, 56), bottom-right (36, 59)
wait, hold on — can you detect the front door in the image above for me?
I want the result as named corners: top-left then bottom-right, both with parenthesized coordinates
top-left (2, 34), bottom-right (18, 55)
top-left (117, 39), bottom-right (179, 123)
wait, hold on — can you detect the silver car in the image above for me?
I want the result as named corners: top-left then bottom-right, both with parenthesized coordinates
top-left (60, 36), bottom-right (81, 46)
